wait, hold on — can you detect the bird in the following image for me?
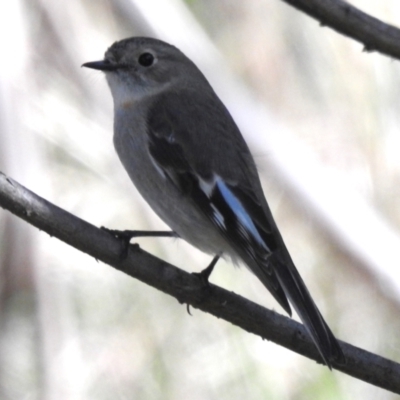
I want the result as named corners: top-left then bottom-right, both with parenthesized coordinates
top-left (82, 36), bottom-right (345, 368)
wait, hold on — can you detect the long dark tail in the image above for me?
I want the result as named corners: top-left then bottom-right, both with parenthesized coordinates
top-left (272, 255), bottom-right (345, 368)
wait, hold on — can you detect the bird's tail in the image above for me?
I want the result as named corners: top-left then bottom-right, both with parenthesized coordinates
top-left (271, 253), bottom-right (345, 368)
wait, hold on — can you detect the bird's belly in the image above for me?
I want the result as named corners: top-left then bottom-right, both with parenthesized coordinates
top-left (113, 124), bottom-right (229, 256)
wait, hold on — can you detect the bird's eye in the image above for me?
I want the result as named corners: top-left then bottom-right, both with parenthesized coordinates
top-left (138, 52), bottom-right (155, 67)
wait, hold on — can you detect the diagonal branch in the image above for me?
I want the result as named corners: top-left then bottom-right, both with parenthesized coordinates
top-left (0, 171), bottom-right (399, 393)
top-left (280, 0), bottom-right (400, 59)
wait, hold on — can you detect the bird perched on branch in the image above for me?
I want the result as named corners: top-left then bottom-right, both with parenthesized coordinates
top-left (83, 37), bottom-right (345, 368)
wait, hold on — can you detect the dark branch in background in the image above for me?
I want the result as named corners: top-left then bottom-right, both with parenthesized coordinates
top-left (281, 0), bottom-right (400, 60)
top-left (0, 172), bottom-right (399, 394)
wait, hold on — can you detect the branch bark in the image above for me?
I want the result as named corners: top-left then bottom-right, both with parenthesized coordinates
top-left (281, 0), bottom-right (400, 60)
top-left (0, 171), bottom-right (399, 393)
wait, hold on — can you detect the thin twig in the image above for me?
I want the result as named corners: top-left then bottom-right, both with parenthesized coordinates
top-left (281, 0), bottom-right (400, 60)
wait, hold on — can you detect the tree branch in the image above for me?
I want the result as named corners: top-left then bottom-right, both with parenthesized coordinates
top-left (281, 0), bottom-right (400, 59)
top-left (0, 172), bottom-right (399, 393)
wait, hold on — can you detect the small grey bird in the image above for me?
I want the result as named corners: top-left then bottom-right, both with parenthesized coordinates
top-left (83, 37), bottom-right (344, 368)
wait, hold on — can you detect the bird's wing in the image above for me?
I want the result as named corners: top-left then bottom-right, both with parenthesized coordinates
top-left (146, 89), bottom-right (291, 313)
top-left (146, 90), bottom-right (344, 367)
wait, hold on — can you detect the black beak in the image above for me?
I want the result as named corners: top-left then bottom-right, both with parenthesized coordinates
top-left (82, 60), bottom-right (120, 71)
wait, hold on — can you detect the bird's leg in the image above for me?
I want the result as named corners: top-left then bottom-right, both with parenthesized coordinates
top-left (192, 255), bottom-right (220, 286)
top-left (186, 255), bottom-right (220, 315)
top-left (102, 227), bottom-right (179, 259)
top-left (102, 228), bottom-right (179, 240)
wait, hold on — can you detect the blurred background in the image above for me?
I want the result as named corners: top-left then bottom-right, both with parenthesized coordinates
top-left (1, 0), bottom-right (400, 399)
